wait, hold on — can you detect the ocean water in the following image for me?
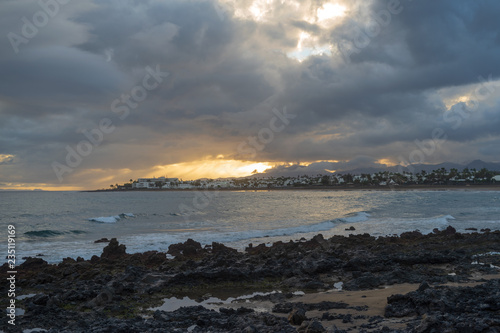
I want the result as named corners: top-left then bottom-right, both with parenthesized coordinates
top-left (1, 190), bottom-right (499, 264)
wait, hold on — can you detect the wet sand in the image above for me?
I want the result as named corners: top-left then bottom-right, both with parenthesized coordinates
top-left (266, 273), bottom-right (500, 331)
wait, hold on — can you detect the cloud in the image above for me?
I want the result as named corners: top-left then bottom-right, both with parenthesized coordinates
top-left (0, 46), bottom-right (128, 107)
top-left (259, 156), bottom-right (389, 177)
top-left (0, 154), bottom-right (15, 165)
top-left (1, 0), bottom-right (500, 189)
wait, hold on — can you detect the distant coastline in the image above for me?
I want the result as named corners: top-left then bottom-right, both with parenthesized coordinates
top-left (85, 183), bottom-right (500, 192)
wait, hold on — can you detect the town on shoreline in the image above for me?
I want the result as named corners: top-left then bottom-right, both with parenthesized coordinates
top-left (99, 167), bottom-right (500, 191)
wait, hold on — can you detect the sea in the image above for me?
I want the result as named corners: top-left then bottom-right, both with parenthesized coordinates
top-left (1, 189), bottom-right (499, 264)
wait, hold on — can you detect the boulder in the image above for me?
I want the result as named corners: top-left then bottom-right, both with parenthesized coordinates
top-left (20, 257), bottom-right (48, 270)
top-left (88, 288), bottom-right (114, 307)
top-left (288, 308), bottom-right (307, 325)
top-left (167, 239), bottom-right (202, 257)
top-left (101, 238), bottom-right (126, 259)
top-left (303, 320), bottom-right (326, 333)
top-left (245, 243), bottom-right (268, 255)
top-left (211, 242), bottom-right (238, 255)
top-left (94, 238), bottom-right (110, 243)
top-left (400, 230), bottom-right (423, 240)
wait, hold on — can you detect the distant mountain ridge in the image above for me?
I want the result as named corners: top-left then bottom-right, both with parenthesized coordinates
top-left (255, 160), bottom-right (500, 178)
top-left (386, 160), bottom-right (500, 174)
top-left (352, 160), bottom-right (500, 175)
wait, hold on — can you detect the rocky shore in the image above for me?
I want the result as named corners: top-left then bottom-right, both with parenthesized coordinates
top-left (2, 227), bottom-right (500, 332)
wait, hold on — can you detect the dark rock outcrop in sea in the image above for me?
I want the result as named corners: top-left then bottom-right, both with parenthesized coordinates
top-left (1, 228), bottom-right (499, 332)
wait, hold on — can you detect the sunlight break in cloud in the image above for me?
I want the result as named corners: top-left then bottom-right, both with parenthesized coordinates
top-left (317, 3), bottom-right (346, 22)
top-left (288, 2), bottom-right (347, 61)
top-left (150, 159), bottom-right (274, 180)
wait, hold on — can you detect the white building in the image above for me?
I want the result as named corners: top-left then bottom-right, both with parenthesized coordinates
top-left (137, 177), bottom-right (165, 183)
top-left (134, 182), bottom-right (156, 189)
top-left (133, 177), bottom-right (179, 189)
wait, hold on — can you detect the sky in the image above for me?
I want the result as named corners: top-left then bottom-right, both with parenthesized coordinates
top-left (1, 0), bottom-right (500, 190)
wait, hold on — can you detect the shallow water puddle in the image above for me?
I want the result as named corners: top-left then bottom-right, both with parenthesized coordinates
top-left (4, 308), bottom-right (25, 316)
top-left (323, 281), bottom-right (344, 293)
top-left (151, 290), bottom-right (285, 312)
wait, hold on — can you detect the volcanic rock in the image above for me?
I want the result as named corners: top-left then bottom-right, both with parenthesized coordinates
top-left (101, 238), bottom-right (126, 259)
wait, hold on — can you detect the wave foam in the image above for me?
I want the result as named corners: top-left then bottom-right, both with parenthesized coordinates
top-left (336, 211), bottom-right (371, 223)
top-left (88, 216), bottom-right (120, 223)
top-left (219, 212), bottom-right (371, 241)
top-left (17, 212), bottom-right (463, 264)
top-left (88, 213), bottom-right (135, 223)
top-left (342, 214), bottom-right (456, 237)
top-left (120, 212), bottom-right (373, 252)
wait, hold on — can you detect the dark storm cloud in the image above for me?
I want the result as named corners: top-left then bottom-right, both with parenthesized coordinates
top-left (1, 0), bottom-right (500, 188)
top-left (271, 0), bottom-right (500, 161)
top-left (0, 46), bottom-right (127, 107)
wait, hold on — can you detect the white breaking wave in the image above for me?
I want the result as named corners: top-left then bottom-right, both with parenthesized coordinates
top-left (87, 213), bottom-right (457, 255)
top-left (346, 214), bottom-right (456, 237)
top-left (336, 211), bottom-right (371, 223)
top-left (16, 213), bottom-right (463, 264)
top-left (89, 216), bottom-right (120, 223)
top-left (9, 190), bottom-right (500, 266)
top-left (119, 212), bottom-right (374, 254)
top-left (88, 213), bottom-right (135, 223)
top-left (215, 211), bottom-right (372, 242)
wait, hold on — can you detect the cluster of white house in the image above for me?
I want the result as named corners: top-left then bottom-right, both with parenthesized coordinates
top-left (130, 175), bottom-right (397, 189)
top-left (131, 177), bottom-right (242, 189)
top-left (131, 176), bottom-right (308, 189)
top-left (130, 174), bottom-right (500, 190)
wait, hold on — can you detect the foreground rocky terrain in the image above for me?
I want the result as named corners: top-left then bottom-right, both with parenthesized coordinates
top-left (1, 226), bottom-right (499, 332)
